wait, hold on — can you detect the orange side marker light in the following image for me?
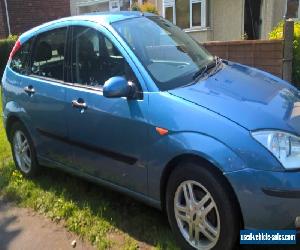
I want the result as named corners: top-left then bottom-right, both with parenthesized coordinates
top-left (156, 127), bottom-right (169, 136)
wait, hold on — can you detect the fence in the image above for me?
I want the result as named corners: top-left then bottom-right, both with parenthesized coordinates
top-left (202, 40), bottom-right (284, 78)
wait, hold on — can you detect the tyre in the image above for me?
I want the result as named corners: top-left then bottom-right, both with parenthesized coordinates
top-left (166, 162), bottom-right (239, 250)
top-left (10, 122), bottom-right (39, 177)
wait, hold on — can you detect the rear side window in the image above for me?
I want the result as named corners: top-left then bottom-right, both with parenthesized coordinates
top-left (31, 28), bottom-right (67, 81)
top-left (10, 40), bottom-right (32, 74)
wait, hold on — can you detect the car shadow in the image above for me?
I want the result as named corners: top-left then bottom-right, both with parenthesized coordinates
top-left (0, 200), bottom-right (22, 250)
top-left (4, 164), bottom-right (300, 249)
top-left (20, 166), bottom-right (177, 248)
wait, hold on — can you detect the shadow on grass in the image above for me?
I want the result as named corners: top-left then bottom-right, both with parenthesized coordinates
top-left (16, 164), bottom-right (176, 248)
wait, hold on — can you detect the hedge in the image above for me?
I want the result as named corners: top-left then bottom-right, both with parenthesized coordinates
top-left (269, 21), bottom-right (300, 86)
top-left (131, 3), bottom-right (158, 14)
top-left (0, 35), bottom-right (18, 79)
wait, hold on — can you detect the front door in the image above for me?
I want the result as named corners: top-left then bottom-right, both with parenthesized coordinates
top-left (65, 25), bottom-right (149, 194)
top-left (244, 0), bottom-right (262, 39)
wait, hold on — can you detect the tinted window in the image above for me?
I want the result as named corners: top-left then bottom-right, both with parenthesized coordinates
top-left (71, 26), bottom-right (136, 87)
top-left (112, 16), bottom-right (213, 91)
top-left (10, 40), bottom-right (32, 74)
top-left (31, 28), bottom-right (67, 81)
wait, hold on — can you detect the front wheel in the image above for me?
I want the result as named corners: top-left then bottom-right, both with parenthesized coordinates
top-left (10, 122), bottom-right (39, 177)
top-left (166, 162), bottom-right (239, 250)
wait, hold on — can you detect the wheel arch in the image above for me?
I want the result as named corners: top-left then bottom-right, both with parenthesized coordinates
top-left (160, 153), bottom-right (244, 229)
top-left (5, 114), bottom-right (23, 142)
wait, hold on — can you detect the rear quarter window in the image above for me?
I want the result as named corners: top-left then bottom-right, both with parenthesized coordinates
top-left (10, 39), bottom-right (32, 75)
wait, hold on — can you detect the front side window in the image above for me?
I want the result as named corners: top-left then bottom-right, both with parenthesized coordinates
top-left (31, 28), bottom-right (67, 81)
top-left (71, 26), bottom-right (136, 88)
top-left (10, 39), bottom-right (32, 74)
top-left (113, 16), bottom-right (213, 90)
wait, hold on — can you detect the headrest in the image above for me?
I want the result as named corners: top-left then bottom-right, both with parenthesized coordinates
top-left (111, 45), bottom-right (119, 56)
top-left (79, 39), bottom-right (94, 60)
top-left (57, 44), bottom-right (65, 57)
top-left (35, 41), bottom-right (52, 62)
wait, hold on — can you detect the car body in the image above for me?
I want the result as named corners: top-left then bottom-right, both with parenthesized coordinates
top-left (2, 11), bottom-right (300, 249)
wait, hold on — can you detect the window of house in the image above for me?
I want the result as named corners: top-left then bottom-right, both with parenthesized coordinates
top-left (163, 0), bottom-right (208, 29)
top-left (71, 26), bottom-right (136, 88)
top-left (165, 6), bottom-right (174, 23)
top-left (176, 0), bottom-right (190, 29)
top-left (31, 28), bottom-right (67, 81)
top-left (10, 39), bottom-right (32, 75)
top-left (191, 1), bottom-right (201, 26)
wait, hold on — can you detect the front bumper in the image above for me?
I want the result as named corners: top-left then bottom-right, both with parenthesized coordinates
top-left (225, 168), bottom-right (300, 230)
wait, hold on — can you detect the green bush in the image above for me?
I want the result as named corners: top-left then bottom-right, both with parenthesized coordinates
top-left (131, 2), bottom-right (158, 14)
top-left (0, 35), bottom-right (18, 79)
top-left (269, 21), bottom-right (300, 85)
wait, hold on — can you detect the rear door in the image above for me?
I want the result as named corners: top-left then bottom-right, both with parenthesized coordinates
top-left (65, 24), bottom-right (150, 194)
top-left (19, 26), bottom-right (73, 166)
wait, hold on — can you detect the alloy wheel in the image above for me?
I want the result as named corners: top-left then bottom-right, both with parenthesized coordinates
top-left (174, 180), bottom-right (220, 249)
top-left (13, 130), bottom-right (32, 174)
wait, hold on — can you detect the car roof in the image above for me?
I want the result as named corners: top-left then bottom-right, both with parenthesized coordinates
top-left (19, 11), bottom-right (156, 43)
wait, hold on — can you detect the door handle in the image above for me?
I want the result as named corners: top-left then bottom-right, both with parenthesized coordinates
top-left (72, 99), bottom-right (87, 110)
top-left (24, 85), bottom-right (35, 95)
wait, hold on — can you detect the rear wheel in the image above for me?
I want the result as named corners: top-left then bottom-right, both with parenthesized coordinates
top-left (166, 162), bottom-right (239, 250)
top-left (10, 122), bottom-right (39, 177)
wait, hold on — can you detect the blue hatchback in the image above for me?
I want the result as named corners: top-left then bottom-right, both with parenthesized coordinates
top-left (2, 11), bottom-right (300, 250)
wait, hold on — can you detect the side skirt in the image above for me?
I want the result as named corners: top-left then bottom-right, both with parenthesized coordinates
top-left (37, 155), bottom-right (162, 210)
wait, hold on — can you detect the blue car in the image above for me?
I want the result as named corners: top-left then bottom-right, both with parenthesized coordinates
top-left (1, 11), bottom-right (300, 250)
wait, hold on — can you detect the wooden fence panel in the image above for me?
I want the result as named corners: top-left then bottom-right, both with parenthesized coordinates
top-left (202, 40), bottom-right (284, 78)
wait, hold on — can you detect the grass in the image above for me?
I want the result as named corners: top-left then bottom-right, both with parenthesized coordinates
top-left (0, 91), bottom-right (178, 250)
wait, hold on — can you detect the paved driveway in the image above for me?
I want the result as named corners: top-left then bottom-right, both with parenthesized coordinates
top-left (0, 199), bottom-right (94, 250)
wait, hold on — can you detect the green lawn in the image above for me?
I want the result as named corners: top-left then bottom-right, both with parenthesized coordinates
top-left (1, 91), bottom-right (297, 250)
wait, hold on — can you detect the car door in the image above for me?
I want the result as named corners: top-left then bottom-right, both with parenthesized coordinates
top-left (65, 24), bottom-right (149, 194)
top-left (19, 26), bottom-right (73, 167)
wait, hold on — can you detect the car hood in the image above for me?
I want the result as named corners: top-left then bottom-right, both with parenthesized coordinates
top-left (168, 62), bottom-right (300, 134)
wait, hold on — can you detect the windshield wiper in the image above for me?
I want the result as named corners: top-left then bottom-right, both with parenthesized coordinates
top-left (193, 56), bottom-right (223, 82)
top-left (208, 56), bottom-right (223, 77)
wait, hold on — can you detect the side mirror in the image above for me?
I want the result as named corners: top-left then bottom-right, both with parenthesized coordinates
top-left (103, 76), bottom-right (134, 99)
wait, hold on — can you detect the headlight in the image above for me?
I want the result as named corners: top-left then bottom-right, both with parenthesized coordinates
top-left (251, 130), bottom-right (300, 170)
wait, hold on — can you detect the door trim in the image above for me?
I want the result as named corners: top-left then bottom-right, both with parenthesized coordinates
top-left (37, 128), bottom-right (138, 165)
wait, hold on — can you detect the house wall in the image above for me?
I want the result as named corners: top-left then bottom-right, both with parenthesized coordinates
top-left (260, 0), bottom-right (285, 39)
top-left (70, 0), bottom-right (77, 15)
top-left (188, 29), bottom-right (213, 42)
top-left (157, 0), bottom-right (286, 42)
top-left (157, 0), bottom-right (244, 42)
top-left (70, 0), bottom-right (131, 15)
top-left (156, 0), bottom-right (163, 14)
top-left (0, 0), bottom-right (70, 37)
top-left (210, 0), bottom-right (244, 41)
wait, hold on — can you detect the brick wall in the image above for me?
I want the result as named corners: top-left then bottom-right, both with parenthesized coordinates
top-left (202, 40), bottom-right (284, 78)
top-left (0, 0), bottom-right (70, 38)
top-left (0, 0), bottom-right (8, 38)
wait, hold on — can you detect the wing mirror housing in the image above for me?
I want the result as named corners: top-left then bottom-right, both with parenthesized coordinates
top-left (103, 76), bottom-right (136, 99)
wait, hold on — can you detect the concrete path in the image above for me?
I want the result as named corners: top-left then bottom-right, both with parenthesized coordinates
top-left (0, 198), bottom-right (95, 250)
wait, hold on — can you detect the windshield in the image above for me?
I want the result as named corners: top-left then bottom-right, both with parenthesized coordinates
top-left (112, 16), bottom-right (214, 91)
